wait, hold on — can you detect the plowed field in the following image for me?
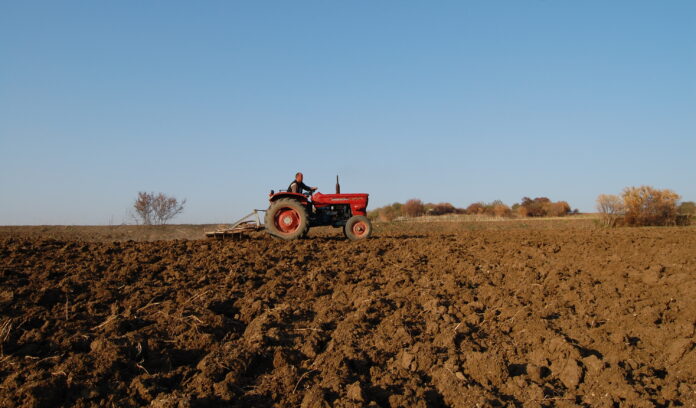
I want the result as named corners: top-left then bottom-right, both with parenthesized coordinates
top-left (1, 226), bottom-right (695, 407)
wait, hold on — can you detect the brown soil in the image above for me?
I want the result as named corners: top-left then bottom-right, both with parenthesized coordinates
top-left (1, 226), bottom-right (695, 407)
top-left (0, 225), bottom-right (221, 242)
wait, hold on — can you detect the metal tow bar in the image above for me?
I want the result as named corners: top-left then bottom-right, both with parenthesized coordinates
top-left (205, 209), bottom-right (266, 239)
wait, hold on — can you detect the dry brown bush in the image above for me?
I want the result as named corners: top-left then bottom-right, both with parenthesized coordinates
top-left (678, 201), bottom-right (696, 216)
top-left (481, 200), bottom-right (506, 217)
top-left (492, 203), bottom-right (511, 217)
top-left (516, 197), bottom-right (571, 217)
top-left (369, 202), bottom-right (402, 222)
top-left (544, 201), bottom-right (571, 217)
top-left (596, 194), bottom-right (624, 227)
top-left (466, 202), bottom-right (486, 215)
top-left (622, 186), bottom-right (680, 226)
top-left (403, 199), bottom-right (425, 217)
top-left (676, 202), bottom-right (694, 226)
top-left (463, 201), bottom-right (512, 217)
top-left (516, 206), bottom-right (528, 217)
top-left (427, 202), bottom-right (457, 216)
top-left (519, 197), bottom-right (550, 217)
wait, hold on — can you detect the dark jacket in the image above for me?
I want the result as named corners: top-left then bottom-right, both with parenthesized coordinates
top-left (288, 180), bottom-right (312, 194)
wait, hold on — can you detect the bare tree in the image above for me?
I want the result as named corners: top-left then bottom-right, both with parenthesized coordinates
top-left (133, 192), bottom-right (186, 225)
top-left (133, 192), bottom-right (154, 225)
top-left (596, 194), bottom-right (624, 227)
top-left (152, 193), bottom-right (186, 225)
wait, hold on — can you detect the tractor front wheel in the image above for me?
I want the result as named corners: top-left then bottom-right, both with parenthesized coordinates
top-left (344, 215), bottom-right (372, 241)
top-left (265, 199), bottom-right (310, 240)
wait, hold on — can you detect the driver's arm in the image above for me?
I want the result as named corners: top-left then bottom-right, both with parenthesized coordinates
top-left (300, 181), bottom-right (316, 193)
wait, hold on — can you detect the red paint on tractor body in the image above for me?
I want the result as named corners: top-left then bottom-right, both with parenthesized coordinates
top-left (311, 193), bottom-right (369, 216)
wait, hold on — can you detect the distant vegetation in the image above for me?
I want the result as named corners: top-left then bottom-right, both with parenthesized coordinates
top-left (368, 197), bottom-right (576, 222)
top-left (597, 186), bottom-right (690, 227)
top-left (132, 192), bottom-right (186, 225)
top-left (465, 200), bottom-right (511, 217)
top-left (678, 201), bottom-right (696, 217)
top-left (513, 197), bottom-right (573, 217)
top-left (596, 194), bottom-right (624, 228)
top-left (370, 186), bottom-right (693, 228)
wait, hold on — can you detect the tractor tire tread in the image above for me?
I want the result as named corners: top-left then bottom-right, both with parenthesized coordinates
top-left (265, 198), bottom-right (310, 240)
top-left (344, 215), bottom-right (372, 240)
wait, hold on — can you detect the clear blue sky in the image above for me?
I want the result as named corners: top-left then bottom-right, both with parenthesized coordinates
top-left (1, 1), bottom-right (694, 225)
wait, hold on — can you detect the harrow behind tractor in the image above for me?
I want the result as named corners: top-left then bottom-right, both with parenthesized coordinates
top-left (206, 177), bottom-right (372, 241)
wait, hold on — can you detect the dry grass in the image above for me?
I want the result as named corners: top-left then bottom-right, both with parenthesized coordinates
top-left (393, 213), bottom-right (598, 223)
top-left (0, 224), bottom-right (221, 242)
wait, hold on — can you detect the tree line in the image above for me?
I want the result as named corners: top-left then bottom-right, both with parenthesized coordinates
top-left (368, 197), bottom-right (577, 222)
top-left (370, 185), bottom-right (695, 227)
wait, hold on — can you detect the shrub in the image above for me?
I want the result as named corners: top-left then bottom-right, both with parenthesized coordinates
top-left (379, 204), bottom-right (399, 221)
top-left (545, 201), bottom-right (571, 217)
top-left (480, 200), bottom-right (508, 217)
top-left (466, 202), bottom-right (486, 215)
top-left (678, 201), bottom-right (696, 216)
top-left (403, 199), bottom-right (425, 217)
top-left (516, 197), bottom-right (570, 217)
top-left (596, 194), bottom-right (624, 227)
top-left (463, 200), bottom-right (512, 217)
top-left (519, 197), bottom-right (550, 217)
top-left (676, 201), bottom-right (694, 226)
top-left (516, 205), bottom-right (528, 217)
top-left (622, 186), bottom-right (680, 226)
top-left (676, 214), bottom-right (691, 226)
top-left (491, 203), bottom-right (512, 217)
top-left (370, 202), bottom-right (405, 221)
top-left (133, 192), bottom-right (186, 225)
top-left (427, 202), bottom-right (457, 216)
top-left (519, 197), bottom-right (544, 217)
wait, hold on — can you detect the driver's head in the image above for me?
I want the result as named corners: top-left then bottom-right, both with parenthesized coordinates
top-left (295, 172), bottom-right (303, 182)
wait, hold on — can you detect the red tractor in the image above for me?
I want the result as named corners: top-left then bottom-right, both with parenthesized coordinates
top-left (265, 177), bottom-right (372, 241)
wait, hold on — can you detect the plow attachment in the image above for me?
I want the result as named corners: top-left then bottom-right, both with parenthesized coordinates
top-left (205, 210), bottom-right (266, 239)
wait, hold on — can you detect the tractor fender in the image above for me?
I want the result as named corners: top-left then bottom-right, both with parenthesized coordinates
top-left (269, 192), bottom-right (310, 204)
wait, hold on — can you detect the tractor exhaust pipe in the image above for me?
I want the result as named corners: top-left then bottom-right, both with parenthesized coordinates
top-left (336, 175), bottom-right (340, 194)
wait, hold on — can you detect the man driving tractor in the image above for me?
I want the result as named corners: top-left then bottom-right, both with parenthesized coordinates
top-left (266, 171), bottom-right (370, 240)
top-left (288, 172), bottom-right (317, 195)
top-left (207, 172), bottom-right (371, 240)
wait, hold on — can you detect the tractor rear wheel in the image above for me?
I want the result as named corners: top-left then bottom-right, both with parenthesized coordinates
top-left (265, 199), bottom-right (310, 240)
top-left (344, 215), bottom-right (372, 240)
